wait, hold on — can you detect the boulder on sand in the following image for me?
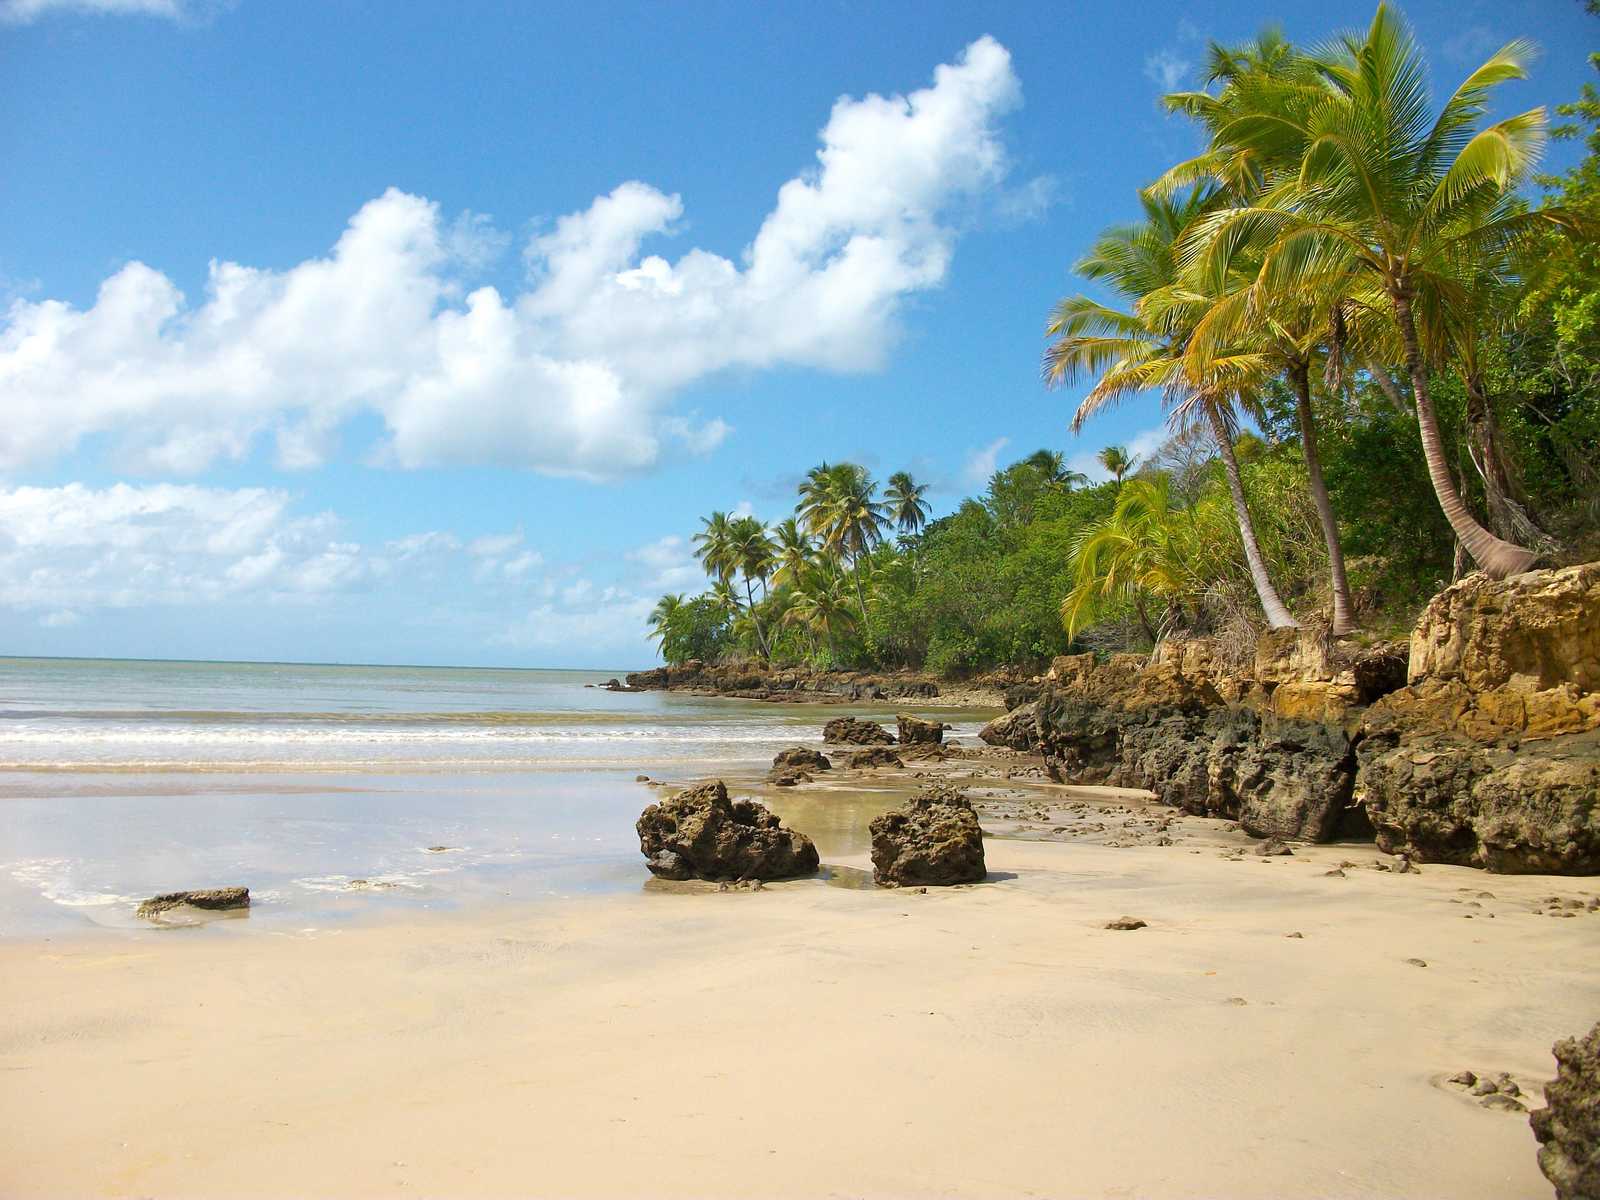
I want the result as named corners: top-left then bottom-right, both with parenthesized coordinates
top-left (896, 713), bottom-right (944, 745)
top-left (869, 784), bottom-right (986, 886)
top-left (772, 746), bottom-right (831, 771)
top-left (136, 887), bottom-right (250, 920)
top-left (1530, 1019), bottom-right (1600, 1200)
top-left (823, 716), bottom-right (896, 745)
top-left (636, 780), bottom-right (818, 882)
top-left (979, 704), bottom-right (1038, 751)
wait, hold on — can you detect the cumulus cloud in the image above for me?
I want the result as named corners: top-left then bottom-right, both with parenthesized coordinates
top-left (0, 482), bottom-right (549, 613)
top-left (1, 0), bottom-right (185, 20)
top-left (1, 37), bottom-right (1023, 481)
top-left (962, 436), bottom-right (1010, 487)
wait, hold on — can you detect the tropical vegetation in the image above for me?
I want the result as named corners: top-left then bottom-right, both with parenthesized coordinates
top-left (649, 3), bottom-right (1599, 673)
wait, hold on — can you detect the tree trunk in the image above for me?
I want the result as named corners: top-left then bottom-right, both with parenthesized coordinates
top-left (1463, 370), bottom-right (1555, 551)
top-left (1391, 291), bottom-right (1538, 579)
top-left (851, 558), bottom-right (870, 625)
top-left (1364, 356), bottom-right (1413, 417)
top-left (1208, 404), bottom-right (1299, 629)
top-left (743, 577), bottom-right (769, 659)
top-left (1290, 363), bottom-right (1357, 635)
top-left (1132, 593), bottom-right (1159, 644)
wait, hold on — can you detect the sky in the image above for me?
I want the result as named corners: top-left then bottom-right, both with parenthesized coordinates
top-left (1, 0), bottom-right (1593, 668)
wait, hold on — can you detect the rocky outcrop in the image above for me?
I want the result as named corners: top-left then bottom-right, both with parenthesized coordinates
top-left (869, 784), bottom-right (986, 886)
top-left (896, 713), bottom-right (944, 745)
top-left (772, 746), bottom-right (831, 771)
top-left (981, 564), bottom-right (1600, 868)
top-left (136, 887), bottom-right (250, 919)
top-left (1356, 729), bottom-right (1600, 872)
top-left (848, 746), bottom-right (905, 769)
top-left (624, 662), bottom-right (939, 703)
top-left (636, 781), bottom-right (819, 881)
top-left (1530, 1019), bottom-right (1600, 1200)
top-left (823, 716), bottom-right (895, 746)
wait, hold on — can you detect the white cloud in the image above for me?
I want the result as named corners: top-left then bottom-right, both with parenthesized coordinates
top-left (962, 436), bottom-right (1009, 487)
top-left (1, 0), bottom-right (184, 20)
top-left (39, 609), bottom-right (81, 628)
top-left (0, 38), bottom-right (1022, 482)
top-left (1143, 49), bottom-right (1190, 94)
top-left (627, 534), bottom-right (705, 593)
top-left (1066, 424), bottom-right (1167, 482)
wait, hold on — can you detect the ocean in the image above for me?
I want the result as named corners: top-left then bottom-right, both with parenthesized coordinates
top-left (0, 657), bottom-right (992, 935)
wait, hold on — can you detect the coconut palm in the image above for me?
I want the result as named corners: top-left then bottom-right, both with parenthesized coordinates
top-left (785, 562), bottom-right (857, 664)
top-left (1061, 476), bottom-right (1212, 642)
top-left (726, 515), bottom-right (775, 657)
top-left (1097, 445), bottom-right (1135, 483)
top-left (795, 461), bottom-right (888, 623)
top-left (1022, 448), bottom-right (1091, 488)
top-left (770, 518), bottom-right (815, 589)
top-left (691, 511), bottom-right (737, 583)
top-left (1185, 4), bottom-right (1586, 577)
top-left (647, 593), bottom-right (686, 652)
top-left (1043, 188), bottom-right (1301, 629)
top-left (884, 471), bottom-right (932, 534)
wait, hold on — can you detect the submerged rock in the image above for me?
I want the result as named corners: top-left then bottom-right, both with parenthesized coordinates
top-left (636, 781), bottom-right (818, 882)
top-left (822, 716), bottom-right (896, 746)
top-left (136, 887), bottom-right (250, 920)
top-left (1531, 1020), bottom-right (1600, 1200)
top-left (772, 746), bottom-right (831, 771)
top-left (869, 784), bottom-right (985, 886)
top-left (848, 746), bottom-right (905, 769)
top-left (896, 713), bottom-right (944, 745)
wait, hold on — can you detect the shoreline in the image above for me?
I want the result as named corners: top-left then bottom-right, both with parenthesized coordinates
top-left (3, 834), bottom-right (1595, 1198)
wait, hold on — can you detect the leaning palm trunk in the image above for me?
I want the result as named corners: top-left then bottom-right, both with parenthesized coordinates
top-left (1364, 356), bottom-right (1413, 417)
top-left (1464, 373), bottom-right (1556, 552)
top-left (743, 577), bottom-right (769, 659)
top-left (1392, 294), bottom-right (1538, 580)
top-left (1290, 364), bottom-right (1356, 635)
top-left (1207, 404), bottom-right (1299, 629)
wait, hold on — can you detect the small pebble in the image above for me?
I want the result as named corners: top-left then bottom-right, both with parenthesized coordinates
top-left (1323, 868), bottom-right (1346, 878)
top-left (1285, 931), bottom-right (1304, 939)
top-left (1105, 916), bottom-right (1147, 931)
top-left (1472, 1077), bottom-right (1499, 1096)
top-left (1404, 958), bottom-right (1428, 968)
top-left (1224, 996), bottom-right (1248, 1006)
top-left (1494, 1073), bottom-right (1520, 1098)
top-left (1448, 1070), bottom-right (1477, 1087)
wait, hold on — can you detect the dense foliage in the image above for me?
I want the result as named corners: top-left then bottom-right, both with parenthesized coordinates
top-left (650, 4), bottom-right (1599, 674)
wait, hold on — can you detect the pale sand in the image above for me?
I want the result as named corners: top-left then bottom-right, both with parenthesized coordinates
top-left (2, 837), bottom-right (1598, 1199)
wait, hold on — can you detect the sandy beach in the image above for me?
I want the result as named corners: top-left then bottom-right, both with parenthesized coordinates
top-left (4, 824), bottom-right (1596, 1199)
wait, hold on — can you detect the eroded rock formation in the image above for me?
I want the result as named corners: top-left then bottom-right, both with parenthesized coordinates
top-left (1530, 1019), bottom-right (1600, 1200)
top-left (869, 784), bottom-right (986, 886)
top-left (896, 713), bottom-right (944, 745)
top-left (636, 781), bottom-right (819, 881)
top-left (823, 716), bottom-right (896, 746)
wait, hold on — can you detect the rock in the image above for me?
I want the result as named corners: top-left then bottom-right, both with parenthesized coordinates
top-left (1404, 958), bottom-right (1428, 968)
top-left (1473, 1077), bottom-right (1501, 1096)
top-left (1408, 561), bottom-right (1600, 694)
top-left (136, 887), bottom-right (250, 919)
top-left (869, 784), bottom-right (985, 886)
top-left (823, 716), bottom-right (896, 746)
top-left (1357, 728), bottom-right (1600, 872)
top-left (1531, 1021), bottom-right (1600, 1200)
top-left (634, 774), bottom-right (650, 783)
top-left (978, 703), bottom-right (1039, 751)
top-left (636, 781), bottom-right (819, 881)
top-left (1285, 931), bottom-right (1304, 938)
top-left (848, 747), bottom-right (904, 769)
top-left (1449, 1070), bottom-right (1478, 1087)
top-left (1324, 868), bottom-right (1346, 877)
top-left (1495, 1073), bottom-right (1521, 1098)
top-left (1105, 916), bottom-right (1147, 930)
top-left (896, 713), bottom-right (944, 745)
top-left (771, 746), bottom-right (831, 771)
top-left (1480, 1094), bottom-right (1526, 1113)
top-left (1254, 838), bottom-right (1293, 856)
top-left (769, 771), bottom-right (807, 787)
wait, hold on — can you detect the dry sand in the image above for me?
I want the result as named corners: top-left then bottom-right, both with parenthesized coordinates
top-left (2, 833), bottom-right (1597, 1199)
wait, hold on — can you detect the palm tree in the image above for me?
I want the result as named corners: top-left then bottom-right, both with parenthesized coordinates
top-left (1043, 188), bottom-right (1301, 628)
top-left (647, 593), bottom-right (685, 654)
top-left (884, 471), bottom-right (932, 534)
top-left (785, 562), bottom-right (857, 664)
top-left (770, 517), bottom-right (815, 589)
top-left (727, 515), bottom-right (775, 657)
top-left (1061, 476), bottom-right (1211, 643)
top-left (1097, 445), bottom-right (1135, 483)
top-left (691, 512), bottom-right (737, 583)
top-left (1187, 5), bottom-right (1586, 578)
top-left (1022, 448), bottom-right (1090, 488)
top-left (795, 462), bottom-right (888, 623)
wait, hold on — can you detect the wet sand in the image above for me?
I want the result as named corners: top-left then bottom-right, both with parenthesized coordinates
top-left (3, 826), bottom-right (1597, 1199)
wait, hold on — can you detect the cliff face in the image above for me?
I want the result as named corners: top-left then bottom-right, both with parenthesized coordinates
top-left (981, 564), bottom-right (1600, 874)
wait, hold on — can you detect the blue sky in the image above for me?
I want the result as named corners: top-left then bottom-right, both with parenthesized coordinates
top-left (1, 0), bottom-right (1592, 668)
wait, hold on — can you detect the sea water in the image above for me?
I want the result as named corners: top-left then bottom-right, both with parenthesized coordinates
top-left (0, 657), bottom-right (990, 934)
